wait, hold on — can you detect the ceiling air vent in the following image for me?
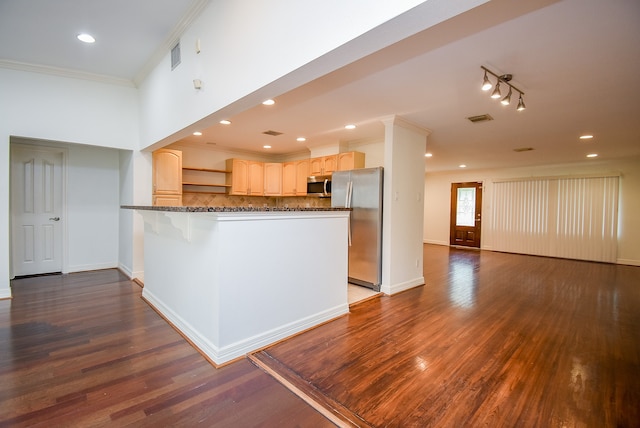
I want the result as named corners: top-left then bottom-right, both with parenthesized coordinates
top-left (171, 41), bottom-right (181, 70)
top-left (466, 114), bottom-right (493, 123)
top-left (262, 130), bottom-right (283, 136)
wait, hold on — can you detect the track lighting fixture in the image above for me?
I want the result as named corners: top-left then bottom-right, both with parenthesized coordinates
top-left (501, 87), bottom-right (512, 105)
top-left (517, 94), bottom-right (526, 111)
top-left (491, 82), bottom-right (502, 99)
top-left (480, 66), bottom-right (526, 111)
top-left (482, 71), bottom-right (492, 91)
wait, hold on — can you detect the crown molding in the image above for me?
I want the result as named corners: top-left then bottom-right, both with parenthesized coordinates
top-left (0, 59), bottom-right (135, 87)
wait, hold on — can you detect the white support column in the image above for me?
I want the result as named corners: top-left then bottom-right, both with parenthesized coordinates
top-left (381, 116), bottom-right (430, 295)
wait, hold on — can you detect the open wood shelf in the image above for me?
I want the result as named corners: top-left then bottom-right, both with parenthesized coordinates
top-left (182, 167), bottom-right (230, 173)
top-left (182, 182), bottom-right (231, 187)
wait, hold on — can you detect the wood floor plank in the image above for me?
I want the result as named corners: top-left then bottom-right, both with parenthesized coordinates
top-left (258, 245), bottom-right (640, 427)
top-left (0, 269), bottom-right (333, 427)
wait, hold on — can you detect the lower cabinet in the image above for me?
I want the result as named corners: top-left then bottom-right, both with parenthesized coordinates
top-left (153, 194), bottom-right (182, 206)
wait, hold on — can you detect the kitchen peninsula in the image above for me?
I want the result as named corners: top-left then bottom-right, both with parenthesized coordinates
top-left (123, 205), bottom-right (350, 365)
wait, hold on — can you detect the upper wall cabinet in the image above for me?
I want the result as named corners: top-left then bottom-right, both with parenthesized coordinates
top-left (264, 162), bottom-right (283, 196)
top-left (152, 149), bottom-right (182, 206)
top-left (282, 159), bottom-right (309, 196)
top-left (337, 151), bottom-right (365, 171)
top-left (309, 155), bottom-right (338, 176)
top-left (226, 158), bottom-right (264, 195)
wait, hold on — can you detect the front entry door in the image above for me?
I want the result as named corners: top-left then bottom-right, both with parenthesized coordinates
top-left (450, 182), bottom-right (482, 248)
top-left (11, 146), bottom-right (64, 276)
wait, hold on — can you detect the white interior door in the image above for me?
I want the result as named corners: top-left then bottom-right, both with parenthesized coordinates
top-left (11, 146), bottom-right (64, 276)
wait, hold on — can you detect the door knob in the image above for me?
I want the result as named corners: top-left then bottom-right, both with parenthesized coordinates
top-left (49, 217), bottom-right (60, 221)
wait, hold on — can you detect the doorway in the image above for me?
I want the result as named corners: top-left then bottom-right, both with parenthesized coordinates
top-left (11, 145), bottom-right (65, 276)
top-left (450, 182), bottom-right (482, 248)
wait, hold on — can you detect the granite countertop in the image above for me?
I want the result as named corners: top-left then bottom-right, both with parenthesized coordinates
top-left (121, 205), bottom-right (351, 212)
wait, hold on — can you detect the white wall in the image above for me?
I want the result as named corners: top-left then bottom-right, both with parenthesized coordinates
top-left (138, 0), bottom-right (487, 149)
top-left (0, 68), bottom-right (140, 296)
top-left (423, 157), bottom-right (640, 265)
top-left (382, 117), bottom-right (429, 294)
top-left (66, 145), bottom-right (121, 272)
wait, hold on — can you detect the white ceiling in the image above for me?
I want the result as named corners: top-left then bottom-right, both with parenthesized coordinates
top-left (1, 0), bottom-right (639, 172)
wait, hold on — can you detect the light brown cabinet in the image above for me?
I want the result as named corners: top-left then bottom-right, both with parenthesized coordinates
top-left (152, 149), bottom-right (182, 206)
top-left (282, 159), bottom-right (309, 196)
top-left (338, 151), bottom-right (365, 170)
top-left (309, 155), bottom-right (338, 176)
top-left (264, 162), bottom-right (283, 196)
top-left (226, 158), bottom-right (264, 195)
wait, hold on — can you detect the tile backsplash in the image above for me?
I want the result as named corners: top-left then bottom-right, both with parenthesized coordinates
top-left (182, 192), bottom-right (331, 208)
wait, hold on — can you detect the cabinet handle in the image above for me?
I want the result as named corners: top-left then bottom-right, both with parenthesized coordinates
top-left (49, 217), bottom-right (60, 221)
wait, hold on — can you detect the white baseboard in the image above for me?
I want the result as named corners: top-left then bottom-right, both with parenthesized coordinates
top-left (0, 287), bottom-right (12, 300)
top-left (118, 263), bottom-right (133, 278)
top-left (617, 258), bottom-right (640, 266)
top-left (67, 262), bottom-right (118, 273)
top-left (424, 239), bottom-right (449, 246)
top-left (142, 288), bottom-right (349, 365)
top-left (381, 276), bottom-right (425, 295)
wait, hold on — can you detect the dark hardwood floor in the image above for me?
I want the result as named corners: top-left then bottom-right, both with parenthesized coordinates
top-left (0, 270), bottom-right (333, 427)
top-left (255, 245), bottom-right (640, 427)
top-left (2, 246), bottom-right (639, 427)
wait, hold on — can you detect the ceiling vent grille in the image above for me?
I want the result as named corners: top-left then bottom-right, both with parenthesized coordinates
top-left (262, 130), bottom-right (283, 136)
top-left (467, 114), bottom-right (493, 123)
top-left (171, 41), bottom-right (181, 70)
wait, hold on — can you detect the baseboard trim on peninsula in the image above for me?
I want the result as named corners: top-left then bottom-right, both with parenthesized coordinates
top-left (381, 277), bottom-right (425, 295)
top-left (142, 288), bottom-right (349, 366)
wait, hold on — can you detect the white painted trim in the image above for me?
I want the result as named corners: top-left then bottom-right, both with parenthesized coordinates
top-left (67, 262), bottom-right (118, 273)
top-left (0, 288), bottom-right (12, 299)
top-left (381, 276), bottom-right (424, 295)
top-left (424, 239), bottom-right (449, 246)
top-left (0, 60), bottom-right (135, 87)
top-left (144, 288), bottom-right (349, 365)
top-left (617, 258), bottom-right (640, 267)
top-left (118, 263), bottom-right (133, 279)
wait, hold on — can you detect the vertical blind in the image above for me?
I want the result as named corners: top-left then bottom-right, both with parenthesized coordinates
top-left (491, 175), bottom-right (619, 262)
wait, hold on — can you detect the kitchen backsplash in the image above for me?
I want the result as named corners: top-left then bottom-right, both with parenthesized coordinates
top-left (182, 192), bottom-right (331, 208)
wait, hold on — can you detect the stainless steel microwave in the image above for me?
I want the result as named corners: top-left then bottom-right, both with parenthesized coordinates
top-left (307, 175), bottom-right (332, 197)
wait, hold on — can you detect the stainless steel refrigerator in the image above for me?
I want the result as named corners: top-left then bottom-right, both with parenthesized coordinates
top-left (331, 167), bottom-right (383, 291)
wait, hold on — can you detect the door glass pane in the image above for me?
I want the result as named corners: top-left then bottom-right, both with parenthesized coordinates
top-left (456, 187), bottom-right (476, 226)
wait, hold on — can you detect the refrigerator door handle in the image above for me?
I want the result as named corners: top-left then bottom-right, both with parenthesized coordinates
top-left (347, 180), bottom-right (353, 246)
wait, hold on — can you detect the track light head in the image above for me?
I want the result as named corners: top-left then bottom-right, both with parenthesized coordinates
top-left (501, 87), bottom-right (513, 105)
top-left (481, 66), bottom-right (527, 111)
top-left (481, 71), bottom-right (492, 91)
top-left (491, 82), bottom-right (502, 99)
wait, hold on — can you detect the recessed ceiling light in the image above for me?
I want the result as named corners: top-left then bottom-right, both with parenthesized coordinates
top-left (586, 153), bottom-right (598, 158)
top-left (459, 164), bottom-right (467, 168)
top-left (296, 137), bottom-right (306, 142)
top-left (425, 153), bottom-right (433, 158)
top-left (77, 33), bottom-right (95, 43)
top-left (193, 131), bottom-right (202, 136)
top-left (219, 120), bottom-right (231, 125)
top-left (580, 135), bottom-right (594, 140)
top-left (345, 124), bottom-right (356, 130)
top-left (263, 145), bottom-right (271, 149)
top-left (262, 99), bottom-right (275, 106)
